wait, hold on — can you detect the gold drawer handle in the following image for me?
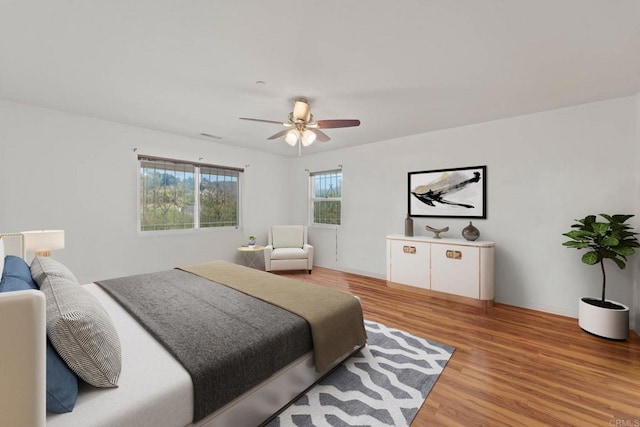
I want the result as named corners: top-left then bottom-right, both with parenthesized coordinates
top-left (446, 250), bottom-right (462, 260)
top-left (403, 245), bottom-right (416, 254)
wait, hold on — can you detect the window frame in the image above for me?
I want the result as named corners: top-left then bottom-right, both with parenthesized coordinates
top-left (309, 169), bottom-right (342, 227)
top-left (137, 155), bottom-right (243, 234)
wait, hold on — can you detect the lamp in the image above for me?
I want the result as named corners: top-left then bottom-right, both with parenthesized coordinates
top-left (301, 129), bottom-right (316, 146)
top-left (285, 129), bottom-right (300, 146)
top-left (22, 230), bottom-right (65, 257)
top-left (285, 128), bottom-right (317, 148)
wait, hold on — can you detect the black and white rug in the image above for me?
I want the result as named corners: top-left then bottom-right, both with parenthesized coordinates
top-left (267, 320), bottom-right (454, 427)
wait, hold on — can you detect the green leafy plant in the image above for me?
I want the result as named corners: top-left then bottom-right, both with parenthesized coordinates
top-left (562, 214), bottom-right (639, 305)
top-left (249, 235), bottom-right (256, 240)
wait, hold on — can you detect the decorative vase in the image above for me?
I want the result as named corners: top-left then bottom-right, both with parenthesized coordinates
top-left (404, 215), bottom-right (414, 237)
top-left (248, 238), bottom-right (256, 247)
top-left (462, 221), bottom-right (480, 241)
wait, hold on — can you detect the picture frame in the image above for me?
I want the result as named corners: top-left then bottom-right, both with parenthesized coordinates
top-left (408, 165), bottom-right (486, 218)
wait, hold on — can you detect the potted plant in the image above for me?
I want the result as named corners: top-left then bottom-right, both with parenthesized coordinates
top-left (248, 235), bottom-right (256, 247)
top-left (562, 214), bottom-right (639, 340)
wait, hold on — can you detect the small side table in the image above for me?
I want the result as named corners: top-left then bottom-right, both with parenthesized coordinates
top-left (237, 245), bottom-right (265, 269)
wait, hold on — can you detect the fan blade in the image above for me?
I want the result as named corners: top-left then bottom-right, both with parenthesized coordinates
top-left (267, 129), bottom-right (290, 140)
top-left (316, 119), bottom-right (361, 129)
top-left (309, 128), bottom-right (330, 142)
top-left (239, 117), bottom-right (284, 125)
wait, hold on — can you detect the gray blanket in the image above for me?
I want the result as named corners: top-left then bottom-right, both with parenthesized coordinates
top-left (96, 269), bottom-right (312, 423)
top-left (180, 261), bottom-right (367, 372)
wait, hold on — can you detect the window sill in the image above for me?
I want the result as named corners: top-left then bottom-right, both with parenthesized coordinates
top-left (309, 223), bottom-right (341, 229)
top-left (137, 226), bottom-right (238, 237)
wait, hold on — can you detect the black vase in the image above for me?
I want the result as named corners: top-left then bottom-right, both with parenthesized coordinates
top-left (462, 221), bottom-right (480, 241)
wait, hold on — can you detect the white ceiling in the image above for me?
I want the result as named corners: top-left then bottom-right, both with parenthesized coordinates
top-left (2, 1), bottom-right (639, 157)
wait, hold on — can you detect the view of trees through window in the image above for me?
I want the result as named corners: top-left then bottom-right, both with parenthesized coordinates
top-left (199, 166), bottom-right (239, 228)
top-left (140, 158), bottom-right (240, 231)
top-left (311, 170), bottom-right (342, 225)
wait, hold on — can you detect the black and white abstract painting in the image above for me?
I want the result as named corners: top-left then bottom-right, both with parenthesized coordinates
top-left (408, 165), bottom-right (486, 218)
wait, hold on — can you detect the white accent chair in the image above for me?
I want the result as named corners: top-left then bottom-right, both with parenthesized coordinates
top-left (264, 225), bottom-right (314, 274)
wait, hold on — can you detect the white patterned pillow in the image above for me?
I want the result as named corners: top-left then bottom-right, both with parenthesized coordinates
top-left (40, 275), bottom-right (121, 387)
top-left (32, 258), bottom-right (121, 388)
top-left (30, 255), bottom-right (79, 285)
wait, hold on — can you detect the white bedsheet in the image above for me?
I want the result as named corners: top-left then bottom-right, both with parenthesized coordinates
top-left (46, 284), bottom-right (193, 427)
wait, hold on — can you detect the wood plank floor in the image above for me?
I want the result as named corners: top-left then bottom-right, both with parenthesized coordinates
top-left (276, 267), bottom-right (640, 426)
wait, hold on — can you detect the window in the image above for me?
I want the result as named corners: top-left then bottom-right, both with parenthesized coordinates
top-left (310, 169), bottom-right (342, 225)
top-left (139, 156), bottom-right (241, 232)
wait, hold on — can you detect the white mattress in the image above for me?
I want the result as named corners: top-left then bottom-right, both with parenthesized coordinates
top-left (46, 284), bottom-right (193, 427)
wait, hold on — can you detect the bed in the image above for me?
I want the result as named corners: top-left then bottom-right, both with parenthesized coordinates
top-left (0, 236), bottom-right (366, 427)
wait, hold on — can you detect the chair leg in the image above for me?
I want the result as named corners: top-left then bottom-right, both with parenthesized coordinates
top-left (308, 270), bottom-right (312, 274)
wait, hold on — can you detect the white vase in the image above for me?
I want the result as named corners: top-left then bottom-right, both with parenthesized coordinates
top-left (578, 297), bottom-right (629, 340)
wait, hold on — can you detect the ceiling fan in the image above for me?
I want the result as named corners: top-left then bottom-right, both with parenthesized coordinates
top-left (240, 98), bottom-right (360, 154)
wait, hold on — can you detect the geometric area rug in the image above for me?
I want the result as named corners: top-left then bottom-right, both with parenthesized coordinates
top-left (266, 320), bottom-right (455, 427)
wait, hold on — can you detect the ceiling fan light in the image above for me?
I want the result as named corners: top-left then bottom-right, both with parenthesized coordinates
top-left (302, 129), bottom-right (316, 146)
top-left (285, 129), bottom-right (299, 146)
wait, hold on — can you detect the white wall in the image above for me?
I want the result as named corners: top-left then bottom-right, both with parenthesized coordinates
top-left (291, 96), bottom-right (639, 319)
top-left (0, 100), bottom-right (291, 283)
top-left (2, 96), bottom-right (639, 323)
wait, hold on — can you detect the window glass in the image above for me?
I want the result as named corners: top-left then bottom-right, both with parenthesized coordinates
top-left (139, 157), bottom-right (241, 232)
top-left (310, 170), bottom-right (342, 225)
top-left (200, 166), bottom-right (239, 228)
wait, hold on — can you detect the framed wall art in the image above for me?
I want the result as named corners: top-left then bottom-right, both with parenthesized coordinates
top-left (408, 165), bottom-right (486, 218)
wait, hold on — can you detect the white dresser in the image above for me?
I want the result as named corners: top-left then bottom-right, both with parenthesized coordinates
top-left (386, 234), bottom-right (495, 307)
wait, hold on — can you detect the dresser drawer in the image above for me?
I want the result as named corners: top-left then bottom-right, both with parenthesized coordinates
top-left (388, 240), bottom-right (430, 289)
top-left (430, 244), bottom-right (480, 299)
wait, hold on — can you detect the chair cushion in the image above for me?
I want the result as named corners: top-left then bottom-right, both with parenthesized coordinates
top-left (271, 247), bottom-right (308, 260)
top-left (272, 226), bottom-right (304, 248)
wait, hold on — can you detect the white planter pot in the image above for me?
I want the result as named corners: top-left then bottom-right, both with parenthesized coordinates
top-left (578, 297), bottom-right (629, 340)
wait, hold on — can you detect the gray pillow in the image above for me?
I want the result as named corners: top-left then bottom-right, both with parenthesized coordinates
top-left (32, 259), bottom-right (121, 388)
top-left (30, 255), bottom-right (79, 286)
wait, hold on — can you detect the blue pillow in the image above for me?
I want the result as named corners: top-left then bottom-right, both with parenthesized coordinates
top-left (2, 256), bottom-right (37, 289)
top-left (0, 275), bottom-right (36, 292)
top-left (46, 338), bottom-right (79, 413)
top-left (0, 276), bottom-right (78, 413)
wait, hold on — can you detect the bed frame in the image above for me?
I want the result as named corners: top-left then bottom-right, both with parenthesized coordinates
top-left (0, 290), bottom-right (46, 426)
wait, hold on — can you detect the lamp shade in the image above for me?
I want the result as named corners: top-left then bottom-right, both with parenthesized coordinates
top-left (22, 230), bottom-right (65, 256)
top-left (301, 129), bottom-right (316, 146)
top-left (285, 130), bottom-right (300, 146)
